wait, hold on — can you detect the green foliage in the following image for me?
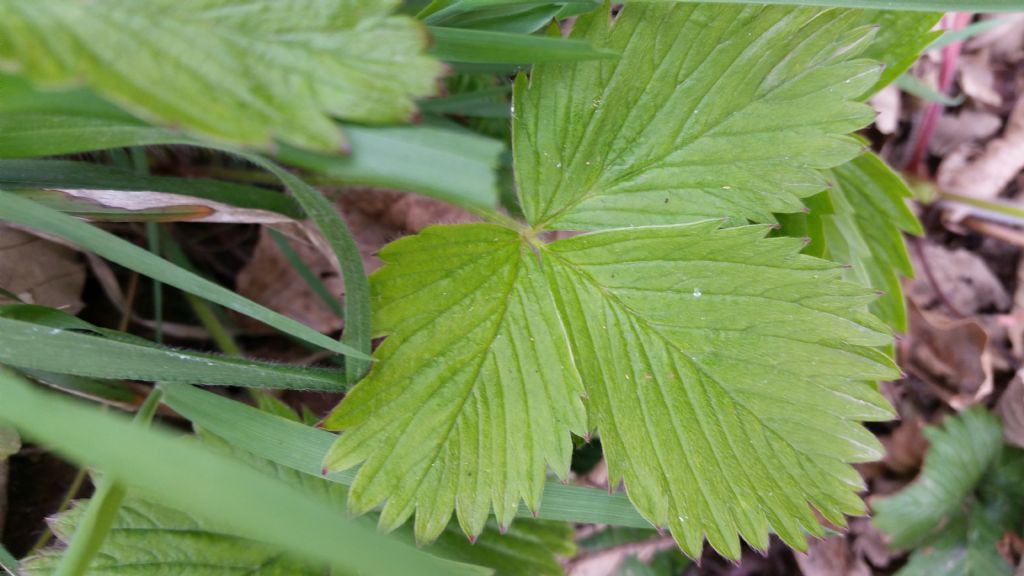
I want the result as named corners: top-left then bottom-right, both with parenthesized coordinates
top-left (514, 4), bottom-right (879, 230)
top-left (824, 153), bottom-right (923, 331)
top-left (874, 408), bottom-right (1024, 576)
top-left (0, 0), bottom-right (442, 151)
top-left (321, 2), bottom-right (919, 559)
top-left (0, 369), bottom-right (475, 576)
top-left (0, 424), bottom-right (18, 460)
top-left (0, 0), bottom-right (951, 570)
top-left (25, 433), bottom-right (574, 576)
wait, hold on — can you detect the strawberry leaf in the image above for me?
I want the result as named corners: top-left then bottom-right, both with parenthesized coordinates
top-left (322, 224), bottom-right (588, 541)
top-left (324, 220), bottom-right (898, 557)
top-left (0, 0), bottom-right (443, 151)
top-left (513, 3), bottom-right (881, 230)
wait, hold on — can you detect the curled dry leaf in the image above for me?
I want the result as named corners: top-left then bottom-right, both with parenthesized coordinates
top-left (906, 298), bottom-right (995, 408)
top-left (881, 415), bottom-right (928, 475)
top-left (0, 225), bottom-right (85, 313)
top-left (909, 242), bottom-right (1011, 315)
top-left (52, 189), bottom-right (294, 224)
top-left (938, 96), bottom-right (1024, 200)
top-left (930, 108), bottom-right (1003, 157)
top-left (957, 52), bottom-right (1002, 108)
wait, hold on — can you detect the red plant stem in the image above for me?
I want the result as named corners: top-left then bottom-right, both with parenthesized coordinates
top-left (907, 12), bottom-right (974, 175)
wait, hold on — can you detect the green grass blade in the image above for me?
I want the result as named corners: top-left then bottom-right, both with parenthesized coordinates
top-left (0, 316), bottom-right (345, 390)
top-left (0, 191), bottom-right (368, 360)
top-left (162, 383), bottom-right (653, 529)
top-left (429, 26), bottom-right (618, 63)
top-left (55, 389), bottom-right (163, 576)
top-left (277, 124), bottom-right (502, 210)
top-left (0, 369), bottom-right (482, 576)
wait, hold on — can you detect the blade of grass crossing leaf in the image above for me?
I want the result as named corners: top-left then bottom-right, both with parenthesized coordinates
top-left (0, 191), bottom-right (368, 360)
top-left (161, 383), bottom-right (654, 529)
top-left (55, 388), bottom-right (164, 576)
top-left (221, 150), bottom-right (371, 384)
top-left (0, 370), bottom-right (481, 576)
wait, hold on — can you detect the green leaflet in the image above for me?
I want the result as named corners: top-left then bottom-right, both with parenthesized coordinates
top-left (324, 221), bottom-right (898, 557)
top-left (323, 224), bottom-right (589, 540)
top-left (24, 433), bottom-right (573, 576)
top-left (873, 408), bottom-right (1024, 576)
top-left (513, 4), bottom-right (880, 230)
top-left (824, 153), bottom-right (923, 332)
top-left (0, 0), bottom-right (442, 151)
top-left (873, 408), bottom-right (1006, 549)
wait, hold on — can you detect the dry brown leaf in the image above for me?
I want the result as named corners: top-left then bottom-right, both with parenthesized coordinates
top-left (910, 242), bottom-right (1011, 315)
top-left (567, 536), bottom-right (677, 576)
top-left (958, 52), bottom-right (1003, 108)
top-left (52, 189), bottom-right (294, 224)
top-left (930, 108), bottom-right (1003, 157)
top-left (907, 299), bottom-right (995, 407)
top-left (938, 96), bottom-right (1024, 200)
top-left (998, 371), bottom-right (1024, 449)
top-left (967, 15), bottom-right (1024, 62)
top-left (236, 223), bottom-right (347, 334)
top-left (795, 536), bottom-right (871, 576)
top-left (881, 416), bottom-right (928, 474)
top-left (850, 517), bottom-right (897, 570)
top-left (0, 225), bottom-right (86, 313)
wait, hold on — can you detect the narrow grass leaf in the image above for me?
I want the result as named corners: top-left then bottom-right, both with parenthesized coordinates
top-left (0, 316), bottom-right (345, 390)
top-left (161, 383), bottom-right (653, 529)
top-left (0, 369), bottom-right (478, 576)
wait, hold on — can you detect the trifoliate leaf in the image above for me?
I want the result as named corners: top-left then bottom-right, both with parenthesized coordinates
top-left (874, 407), bottom-right (1005, 549)
top-left (322, 224), bottom-right (588, 541)
top-left (0, 0), bottom-right (443, 151)
top-left (824, 153), bottom-right (923, 331)
top-left (513, 3), bottom-right (880, 231)
top-left (324, 220), bottom-right (898, 558)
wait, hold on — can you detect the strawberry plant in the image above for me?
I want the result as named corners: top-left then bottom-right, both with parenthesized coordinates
top-left (0, 1), bottom-right (1011, 575)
